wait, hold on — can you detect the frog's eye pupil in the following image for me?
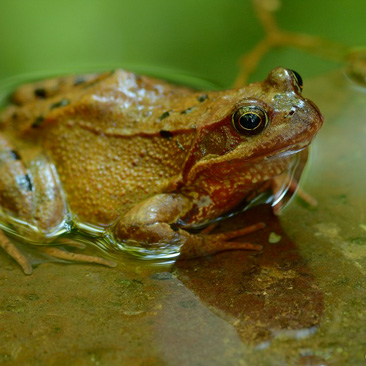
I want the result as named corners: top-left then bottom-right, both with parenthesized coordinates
top-left (239, 113), bottom-right (261, 130)
top-left (289, 69), bottom-right (303, 91)
top-left (232, 106), bottom-right (268, 136)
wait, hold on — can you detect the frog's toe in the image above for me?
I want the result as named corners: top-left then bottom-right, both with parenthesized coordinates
top-left (208, 222), bottom-right (266, 241)
top-left (56, 238), bottom-right (87, 249)
top-left (0, 230), bottom-right (33, 274)
top-left (0, 230), bottom-right (116, 274)
top-left (179, 222), bottom-right (265, 259)
top-left (38, 247), bottom-right (117, 268)
top-left (179, 237), bottom-right (263, 259)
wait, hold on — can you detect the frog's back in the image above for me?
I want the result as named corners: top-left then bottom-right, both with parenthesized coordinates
top-left (1, 70), bottom-right (192, 135)
top-left (1, 69), bottom-right (248, 137)
top-left (0, 70), bottom-right (203, 225)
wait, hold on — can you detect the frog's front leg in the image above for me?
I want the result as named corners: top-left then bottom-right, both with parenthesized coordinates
top-left (0, 134), bottom-right (115, 274)
top-left (113, 193), bottom-right (264, 259)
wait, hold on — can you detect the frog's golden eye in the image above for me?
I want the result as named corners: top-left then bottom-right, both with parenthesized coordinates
top-left (232, 106), bottom-right (268, 136)
top-left (289, 69), bottom-right (303, 92)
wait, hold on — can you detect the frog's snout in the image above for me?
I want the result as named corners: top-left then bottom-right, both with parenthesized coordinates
top-left (286, 97), bottom-right (324, 149)
top-left (305, 98), bottom-right (322, 120)
top-left (304, 98), bottom-right (324, 131)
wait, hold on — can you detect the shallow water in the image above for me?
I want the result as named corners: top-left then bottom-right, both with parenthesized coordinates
top-left (0, 69), bottom-right (365, 365)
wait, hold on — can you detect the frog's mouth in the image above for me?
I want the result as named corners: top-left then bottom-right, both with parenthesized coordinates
top-left (259, 140), bottom-right (311, 162)
top-left (231, 133), bottom-right (312, 166)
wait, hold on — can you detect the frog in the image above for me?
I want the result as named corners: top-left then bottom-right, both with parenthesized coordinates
top-left (0, 67), bottom-right (323, 274)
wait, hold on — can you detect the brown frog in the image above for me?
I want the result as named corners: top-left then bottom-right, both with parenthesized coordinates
top-left (0, 67), bottom-right (323, 274)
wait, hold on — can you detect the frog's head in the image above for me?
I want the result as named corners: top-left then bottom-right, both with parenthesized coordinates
top-left (182, 67), bottom-right (323, 186)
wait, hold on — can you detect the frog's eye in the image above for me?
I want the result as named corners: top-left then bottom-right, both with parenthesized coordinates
top-left (232, 106), bottom-right (268, 136)
top-left (289, 69), bottom-right (303, 92)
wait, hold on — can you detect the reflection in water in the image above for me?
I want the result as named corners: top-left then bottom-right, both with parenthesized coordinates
top-left (174, 204), bottom-right (324, 345)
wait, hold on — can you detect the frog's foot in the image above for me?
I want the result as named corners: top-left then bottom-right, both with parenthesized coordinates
top-left (0, 231), bottom-right (116, 274)
top-left (179, 222), bottom-right (265, 259)
top-left (0, 229), bottom-right (33, 274)
top-left (115, 194), bottom-right (266, 260)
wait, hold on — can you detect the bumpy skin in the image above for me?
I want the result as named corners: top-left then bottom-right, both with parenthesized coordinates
top-left (0, 68), bottom-right (323, 273)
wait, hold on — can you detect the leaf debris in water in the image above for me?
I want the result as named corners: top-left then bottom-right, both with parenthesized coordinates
top-left (268, 232), bottom-right (282, 244)
top-left (360, 224), bottom-right (366, 232)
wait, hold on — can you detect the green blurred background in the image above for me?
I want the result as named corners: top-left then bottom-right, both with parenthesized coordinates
top-left (0, 0), bottom-right (366, 87)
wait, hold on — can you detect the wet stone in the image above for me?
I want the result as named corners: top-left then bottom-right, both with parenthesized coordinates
top-left (151, 272), bottom-right (173, 280)
top-left (178, 300), bottom-right (197, 309)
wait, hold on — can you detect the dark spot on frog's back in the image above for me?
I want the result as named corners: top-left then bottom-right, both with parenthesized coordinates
top-left (74, 76), bottom-right (86, 86)
top-left (197, 94), bottom-right (208, 103)
top-left (158, 111), bottom-right (170, 121)
top-left (32, 115), bottom-right (44, 128)
top-left (16, 174), bottom-right (33, 191)
top-left (160, 130), bottom-right (173, 139)
top-left (34, 88), bottom-right (47, 99)
top-left (50, 99), bottom-right (70, 110)
top-left (9, 150), bottom-right (21, 160)
top-left (180, 107), bottom-right (194, 115)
